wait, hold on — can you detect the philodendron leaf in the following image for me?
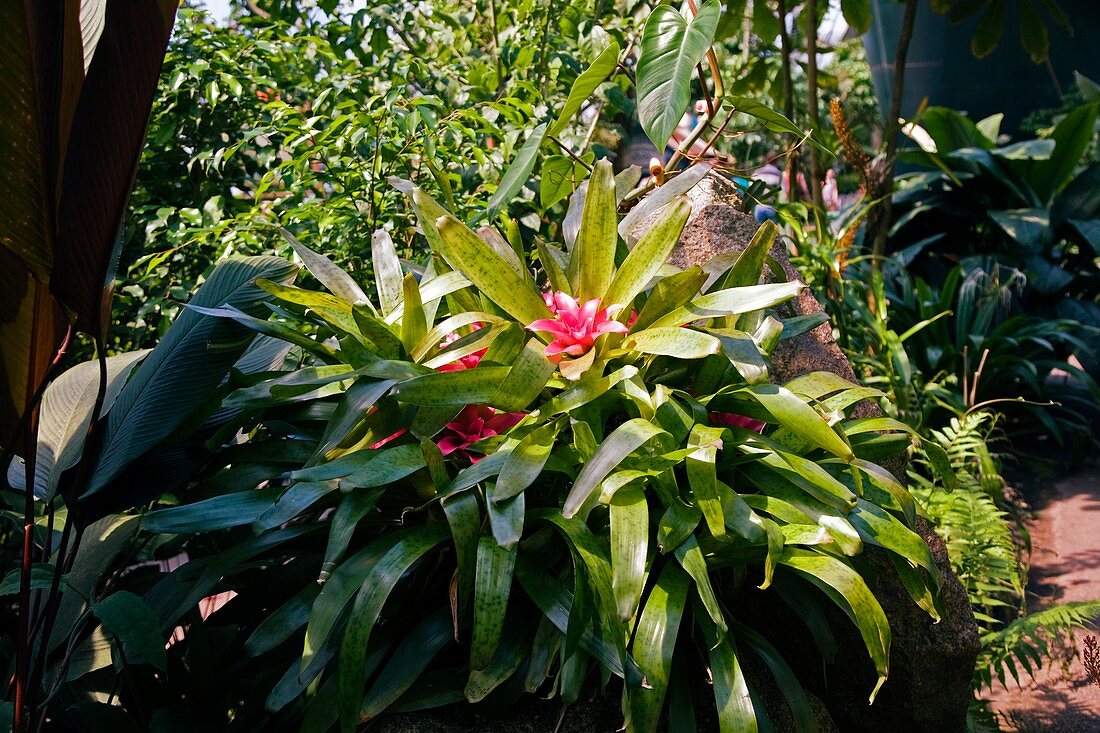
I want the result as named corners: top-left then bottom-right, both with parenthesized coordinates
top-left (94, 591), bottom-right (167, 672)
top-left (486, 122), bottom-right (548, 221)
top-left (433, 214), bottom-right (551, 326)
top-left (636, 0), bottom-right (721, 148)
top-left (548, 42), bottom-right (621, 137)
top-left (725, 95), bottom-right (832, 155)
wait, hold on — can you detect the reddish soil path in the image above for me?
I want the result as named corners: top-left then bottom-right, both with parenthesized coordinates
top-left (988, 465), bottom-right (1100, 732)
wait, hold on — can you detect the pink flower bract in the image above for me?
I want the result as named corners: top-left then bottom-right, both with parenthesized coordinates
top-left (708, 411), bottom-right (767, 434)
top-left (528, 291), bottom-right (628, 362)
top-left (436, 405), bottom-right (524, 460)
top-left (436, 322), bottom-right (487, 372)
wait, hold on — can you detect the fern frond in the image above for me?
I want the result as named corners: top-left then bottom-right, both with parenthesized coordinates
top-left (976, 600), bottom-right (1100, 691)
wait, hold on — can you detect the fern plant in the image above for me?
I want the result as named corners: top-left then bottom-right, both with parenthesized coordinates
top-left (911, 410), bottom-right (1100, 705)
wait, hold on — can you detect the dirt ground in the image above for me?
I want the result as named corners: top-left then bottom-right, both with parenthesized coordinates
top-left (987, 464), bottom-right (1100, 732)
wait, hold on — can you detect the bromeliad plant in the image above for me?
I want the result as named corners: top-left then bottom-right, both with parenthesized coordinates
top-left (140, 161), bottom-right (944, 732)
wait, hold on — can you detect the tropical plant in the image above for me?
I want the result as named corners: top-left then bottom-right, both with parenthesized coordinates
top-left (68, 161), bottom-right (946, 732)
top-left (891, 100), bottom-right (1100, 344)
top-left (0, 3), bottom-right (180, 728)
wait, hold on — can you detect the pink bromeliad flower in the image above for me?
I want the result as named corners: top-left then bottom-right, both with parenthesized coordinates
top-left (528, 291), bottom-right (628, 362)
top-left (436, 323), bottom-right (486, 372)
top-left (708, 411), bottom-right (767, 434)
top-left (436, 405), bottom-right (524, 460)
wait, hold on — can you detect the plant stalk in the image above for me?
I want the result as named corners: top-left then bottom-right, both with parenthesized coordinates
top-left (805, 0), bottom-right (824, 209)
top-left (870, 0), bottom-right (919, 273)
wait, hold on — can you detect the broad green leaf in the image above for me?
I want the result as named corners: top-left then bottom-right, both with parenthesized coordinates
top-left (568, 159), bottom-right (618, 300)
top-left (649, 281), bottom-right (803, 329)
top-left (548, 42), bottom-right (621, 137)
top-left (1032, 102), bottom-right (1099, 202)
top-left (290, 444), bottom-right (426, 484)
top-left (840, 0), bottom-right (872, 34)
top-left (619, 163), bottom-right (711, 241)
top-left (610, 485), bottom-right (649, 621)
top-left (563, 418), bottom-right (668, 519)
top-left (535, 511), bottom-right (638, 685)
top-left (255, 279), bottom-right (359, 334)
top-left (541, 365), bottom-right (639, 415)
top-left (673, 535), bottom-right (726, 635)
top-left (338, 525), bottom-right (450, 732)
top-left (321, 490), bottom-right (381, 582)
top-left (486, 122), bottom-right (549, 221)
top-left (486, 482), bottom-right (525, 549)
top-left (719, 220), bottom-right (776, 291)
top-left (605, 197), bottom-right (691, 312)
top-left (399, 273), bottom-right (427, 353)
top-left (733, 620), bottom-right (822, 730)
top-left (315, 380), bottom-right (397, 460)
top-left (516, 561), bottom-right (625, 678)
top-left (22, 350), bottom-right (146, 500)
top-left (245, 584), bottom-right (320, 658)
top-left (495, 419), bottom-right (562, 502)
top-left (709, 329), bottom-right (768, 384)
top-left (742, 384), bottom-right (854, 460)
top-left (540, 154), bottom-right (591, 209)
top-left (392, 366), bottom-right (511, 406)
top-left (443, 489), bottom-right (482, 613)
top-left (536, 239), bottom-right (571, 295)
top-left (636, 0), bottom-right (721, 148)
top-left (488, 338), bottom-right (556, 412)
top-left (725, 96), bottom-right (831, 155)
top-left (686, 424), bottom-right (725, 537)
top-left (0, 564), bottom-right (56, 596)
top-left (625, 327), bottom-right (721, 359)
top-left (94, 591), bottom-right (167, 672)
top-left (371, 229), bottom-right (403, 316)
top-left (254, 480), bottom-right (339, 532)
top-left (464, 621), bottom-right (528, 702)
top-left (707, 633), bottom-right (757, 733)
top-left (470, 536), bottom-right (517, 670)
top-left (281, 228), bottom-right (369, 305)
top-left (48, 516), bottom-right (138, 653)
top-left (1018, 0), bottom-right (1049, 63)
top-left (413, 312), bottom-right (500, 363)
top-left (87, 257), bottom-right (298, 495)
top-left (361, 608), bottom-right (452, 721)
top-left (434, 214), bottom-right (551, 325)
top-left (626, 563), bottom-right (689, 733)
top-left (631, 266), bottom-right (707, 332)
top-left (186, 303), bottom-right (340, 363)
top-left (142, 487), bottom-right (280, 534)
top-left (781, 550), bottom-right (891, 702)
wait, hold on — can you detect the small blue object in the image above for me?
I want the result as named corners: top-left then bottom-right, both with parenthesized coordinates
top-left (753, 205), bottom-right (777, 223)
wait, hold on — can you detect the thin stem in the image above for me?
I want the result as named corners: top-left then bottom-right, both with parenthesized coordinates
top-left (487, 0), bottom-right (503, 87)
top-left (547, 135), bottom-right (593, 172)
top-left (805, 0), bottom-right (824, 209)
top-left (870, 0), bottom-right (919, 274)
top-left (776, 0), bottom-right (798, 203)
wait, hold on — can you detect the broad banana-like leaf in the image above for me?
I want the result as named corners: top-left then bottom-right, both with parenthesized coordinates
top-left (85, 256), bottom-right (297, 496)
top-left (51, 0), bottom-right (180, 333)
top-left (8, 350), bottom-right (147, 500)
top-left (0, 0), bottom-right (179, 454)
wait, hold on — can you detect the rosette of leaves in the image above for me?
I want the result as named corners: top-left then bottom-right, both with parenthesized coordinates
top-left (137, 161), bottom-right (942, 732)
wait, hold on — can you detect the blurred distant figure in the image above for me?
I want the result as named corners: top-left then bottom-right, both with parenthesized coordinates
top-left (822, 169), bottom-right (840, 211)
top-left (782, 168), bottom-right (810, 202)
